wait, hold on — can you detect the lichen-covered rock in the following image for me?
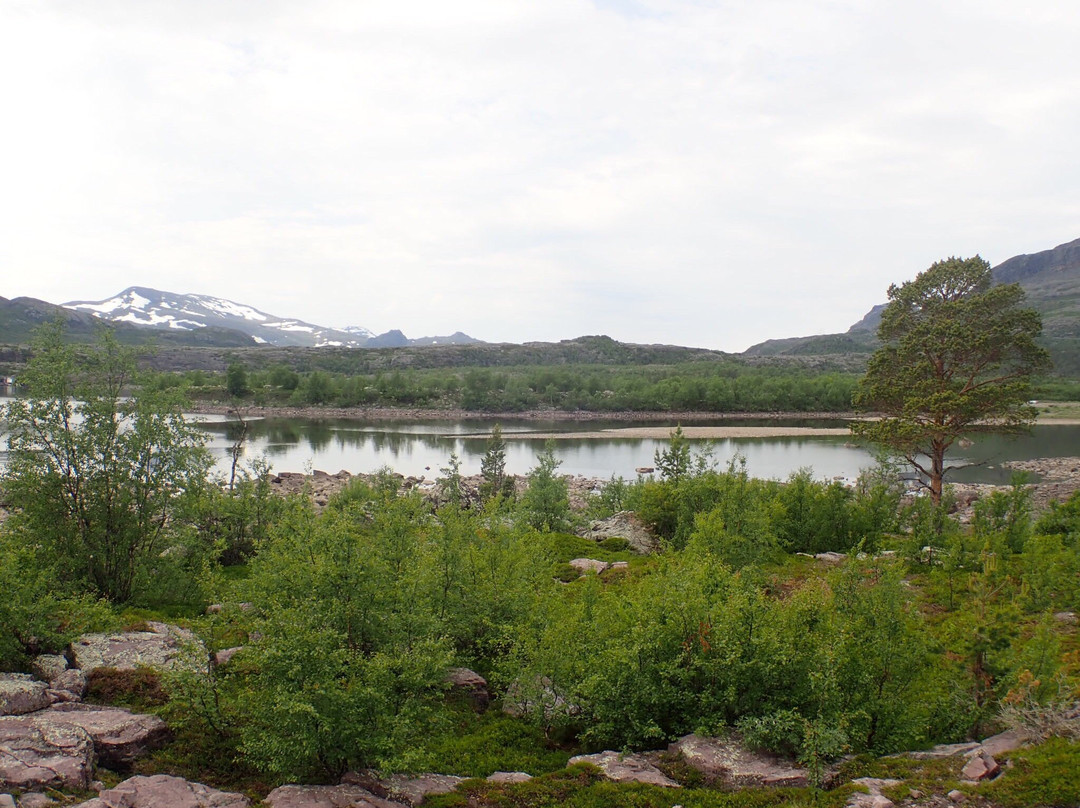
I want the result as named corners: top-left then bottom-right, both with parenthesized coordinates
top-left (568, 558), bottom-right (609, 575)
top-left (846, 778), bottom-right (902, 808)
top-left (444, 668), bottom-right (489, 711)
top-left (975, 728), bottom-right (1028, 758)
top-left (904, 742), bottom-right (980, 760)
top-left (0, 675), bottom-right (51, 717)
top-left (263, 784), bottom-right (406, 808)
top-left (669, 734), bottom-right (808, 788)
top-left (960, 749), bottom-right (1000, 782)
top-left (15, 794), bottom-right (54, 808)
top-left (0, 715), bottom-right (94, 790)
top-left (50, 670), bottom-right (88, 700)
top-left (72, 774), bottom-right (251, 807)
top-left (568, 751), bottom-right (680, 788)
top-left (30, 655), bottom-right (69, 684)
top-left (69, 623), bottom-right (204, 673)
top-left (341, 772), bottom-right (464, 806)
top-left (582, 511), bottom-right (657, 553)
top-left (34, 704), bottom-right (169, 767)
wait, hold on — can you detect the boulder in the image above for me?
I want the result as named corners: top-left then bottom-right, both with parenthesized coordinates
top-left (30, 655), bottom-right (69, 683)
top-left (0, 715), bottom-right (94, 790)
top-left (486, 772), bottom-right (532, 783)
top-left (568, 751), bottom-right (680, 788)
top-left (668, 734), bottom-right (808, 788)
top-left (0, 675), bottom-right (51, 717)
top-left (213, 647), bottom-right (244, 667)
top-left (69, 623), bottom-right (204, 673)
top-left (444, 668), bottom-right (489, 711)
top-left (50, 669), bottom-right (88, 700)
top-left (582, 511), bottom-right (657, 553)
top-left (35, 704), bottom-right (169, 767)
top-left (15, 794), bottom-right (54, 808)
top-left (0, 795), bottom-right (13, 808)
top-left (72, 774), bottom-right (250, 807)
top-left (568, 558), bottom-right (609, 575)
top-left (263, 784), bottom-right (406, 808)
top-left (341, 772), bottom-right (464, 806)
top-left (960, 749), bottom-right (1000, 782)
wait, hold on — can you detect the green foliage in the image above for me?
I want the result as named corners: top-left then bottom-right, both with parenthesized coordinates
top-left (853, 256), bottom-right (1051, 504)
top-left (226, 362), bottom-right (249, 397)
top-left (978, 739), bottom-right (1080, 808)
top-left (480, 424), bottom-right (515, 503)
top-left (654, 426), bottom-right (692, 482)
top-left (1, 323), bottom-right (213, 604)
top-left (522, 441), bottom-right (571, 533)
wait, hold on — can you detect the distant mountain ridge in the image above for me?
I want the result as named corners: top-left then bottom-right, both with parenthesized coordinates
top-left (61, 287), bottom-right (481, 349)
top-left (744, 236), bottom-right (1080, 373)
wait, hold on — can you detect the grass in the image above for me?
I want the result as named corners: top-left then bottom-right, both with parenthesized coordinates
top-left (978, 738), bottom-right (1080, 808)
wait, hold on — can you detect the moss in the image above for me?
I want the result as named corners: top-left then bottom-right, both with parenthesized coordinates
top-left (978, 739), bottom-right (1080, 808)
top-left (85, 667), bottom-right (169, 711)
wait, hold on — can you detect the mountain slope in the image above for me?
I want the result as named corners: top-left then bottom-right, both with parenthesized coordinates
top-left (744, 236), bottom-right (1080, 373)
top-left (0, 295), bottom-right (257, 347)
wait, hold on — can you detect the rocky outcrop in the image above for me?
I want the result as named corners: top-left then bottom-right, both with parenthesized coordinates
top-left (0, 716), bottom-right (94, 790)
top-left (444, 668), bottom-right (489, 711)
top-left (568, 751), bottom-right (680, 787)
top-left (30, 655), bottom-right (69, 684)
top-left (0, 675), bottom-right (51, 717)
top-left (568, 558), bottom-right (610, 575)
top-left (73, 774), bottom-right (251, 807)
top-left (36, 704), bottom-right (170, 768)
top-left (668, 734), bottom-right (808, 788)
top-left (341, 772), bottom-right (464, 806)
top-left (50, 670), bottom-right (88, 701)
top-left (263, 784), bottom-right (406, 808)
top-left (69, 623), bottom-right (204, 673)
top-left (582, 511), bottom-right (657, 553)
top-left (846, 777), bottom-right (902, 808)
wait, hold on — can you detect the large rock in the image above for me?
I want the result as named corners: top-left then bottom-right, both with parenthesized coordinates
top-left (30, 655), bottom-right (69, 683)
top-left (35, 704), bottom-right (169, 767)
top-left (444, 668), bottom-right (489, 711)
top-left (69, 623), bottom-right (205, 673)
top-left (568, 751), bottom-right (680, 788)
top-left (263, 784), bottom-right (406, 808)
top-left (568, 558), bottom-right (609, 575)
top-left (582, 511), bottom-right (657, 553)
top-left (846, 778), bottom-right (902, 808)
top-left (976, 728), bottom-right (1028, 758)
top-left (0, 675), bottom-right (51, 717)
top-left (904, 742), bottom-right (980, 760)
top-left (341, 772), bottom-right (464, 806)
top-left (0, 715), bottom-right (94, 790)
top-left (50, 669), bottom-right (88, 700)
top-left (73, 774), bottom-right (251, 807)
top-left (960, 749), bottom-right (1000, 782)
top-left (668, 734), bottom-right (808, 788)
top-left (486, 772), bottom-right (532, 783)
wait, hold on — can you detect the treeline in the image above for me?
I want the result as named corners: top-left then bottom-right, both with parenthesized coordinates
top-left (158, 360), bottom-right (863, 412)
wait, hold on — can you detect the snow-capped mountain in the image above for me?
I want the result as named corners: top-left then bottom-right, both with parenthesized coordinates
top-left (62, 287), bottom-right (479, 348)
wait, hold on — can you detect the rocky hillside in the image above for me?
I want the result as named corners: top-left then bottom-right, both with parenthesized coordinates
top-left (744, 236), bottom-right (1080, 373)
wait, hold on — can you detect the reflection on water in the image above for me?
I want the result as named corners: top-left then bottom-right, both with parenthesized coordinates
top-left (2, 392), bottom-right (1075, 483)
top-left (193, 416), bottom-right (1080, 484)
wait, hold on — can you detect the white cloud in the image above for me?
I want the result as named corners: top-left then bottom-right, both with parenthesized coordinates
top-left (1, 0), bottom-right (1078, 350)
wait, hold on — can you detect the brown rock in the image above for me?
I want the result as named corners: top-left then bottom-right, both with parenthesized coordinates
top-left (30, 655), bottom-right (69, 683)
top-left (36, 704), bottom-right (169, 767)
top-left (444, 668), bottom-right (489, 711)
top-left (213, 647), bottom-right (244, 667)
top-left (72, 774), bottom-right (251, 807)
top-left (669, 734), bottom-right (808, 788)
top-left (50, 670), bottom-right (88, 700)
top-left (0, 715), bottom-right (94, 790)
top-left (0, 675), bottom-right (51, 717)
top-left (264, 784), bottom-right (406, 808)
top-left (960, 750), bottom-right (999, 782)
top-left (568, 751), bottom-right (680, 788)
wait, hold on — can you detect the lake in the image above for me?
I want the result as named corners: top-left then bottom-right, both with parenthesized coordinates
top-left (192, 414), bottom-right (1080, 485)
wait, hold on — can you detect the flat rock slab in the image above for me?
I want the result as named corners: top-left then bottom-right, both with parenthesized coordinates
top-left (0, 675), bottom-right (51, 717)
top-left (669, 734), bottom-right (808, 788)
top-left (568, 558), bottom-right (609, 575)
top-left (486, 772), bottom-right (532, 783)
top-left (264, 785), bottom-right (406, 808)
top-left (73, 774), bottom-right (251, 807)
top-left (35, 704), bottom-right (169, 767)
top-left (0, 715), bottom-right (94, 790)
top-left (583, 511), bottom-right (658, 553)
top-left (568, 751), bottom-right (680, 788)
top-left (70, 623), bottom-right (204, 673)
top-left (342, 772), bottom-right (464, 806)
top-left (976, 729), bottom-right (1028, 758)
top-left (904, 742), bottom-right (980, 760)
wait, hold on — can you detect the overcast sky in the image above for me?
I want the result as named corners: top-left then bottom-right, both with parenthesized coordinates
top-left (1, 0), bottom-right (1077, 351)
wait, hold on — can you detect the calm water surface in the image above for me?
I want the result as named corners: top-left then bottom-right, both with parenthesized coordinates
top-left (2, 393), bottom-right (1075, 484)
